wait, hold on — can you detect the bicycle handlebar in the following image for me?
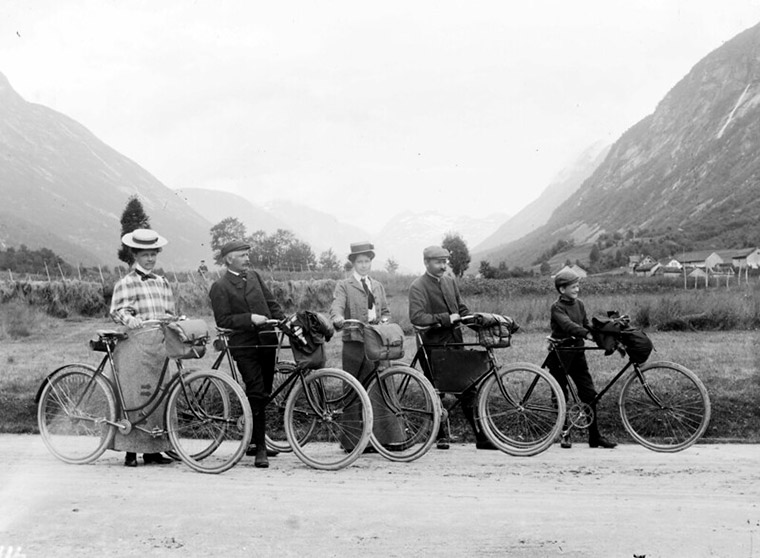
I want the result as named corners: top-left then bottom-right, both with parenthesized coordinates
top-left (413, 314), bottom-right (476, 332)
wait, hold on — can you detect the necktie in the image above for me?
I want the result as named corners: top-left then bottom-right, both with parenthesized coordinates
top-left (135, 269), bottom-right (156, 282)
top-left (361, 277), bottom-right (375, 309)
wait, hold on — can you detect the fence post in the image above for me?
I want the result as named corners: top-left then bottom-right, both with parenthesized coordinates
top-left (8, 269), bottom-right (12, 282)
top-left (44, 261), bottom-right (51, 282)
top-left (57, 262), bottom-right (65, 281)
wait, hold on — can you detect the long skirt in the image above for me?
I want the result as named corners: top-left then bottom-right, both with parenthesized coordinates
top-left (106, 327), bottom-right (173, 453)
top-left (340, 340), bottom-right (405, 450)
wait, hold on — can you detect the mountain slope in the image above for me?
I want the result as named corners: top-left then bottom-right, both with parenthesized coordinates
top-left (175, 188), bottom-right (290, 234)
top-left (473, 142), bottom-right (610, 258)
top-left (482, 22), bottom-right (760, 269)
top-left (375, 211), bottom-right (508, 273)
top-left (0, 71), bottom-right (212, 268)
top-left (262, 200), bottom-right (373, 259)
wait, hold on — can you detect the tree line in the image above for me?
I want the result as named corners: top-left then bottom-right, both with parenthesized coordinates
top-left (1, 195), bottom-right (477, 278)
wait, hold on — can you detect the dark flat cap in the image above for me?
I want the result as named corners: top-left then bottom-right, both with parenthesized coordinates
top-left (220, 240), bottom-right (251, 259)
top-left (423, 246), bottom-right (450, 259)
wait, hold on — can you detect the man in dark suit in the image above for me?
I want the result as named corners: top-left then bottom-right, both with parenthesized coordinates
top-left (408, 245), bottom-right (497, 451)
top-left (209, 240), bottom-right (285, 468)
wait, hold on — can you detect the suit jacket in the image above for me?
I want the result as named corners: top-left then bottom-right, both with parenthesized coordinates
top-left (209, 269), bottom-right (285, 351)
top-left (330, 275), bottom-right (391, 342)
top-left (408, 273), bottom-right (469, 345)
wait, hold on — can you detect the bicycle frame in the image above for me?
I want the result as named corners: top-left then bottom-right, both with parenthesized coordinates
top-left (545, 340), bottom-right (653, 408)
top-left (209, 328), bottom-right (329, 419)
top-left (409, 328), bottom-right (502, 408)
top-left (60, 328), bottom-right (213, 438)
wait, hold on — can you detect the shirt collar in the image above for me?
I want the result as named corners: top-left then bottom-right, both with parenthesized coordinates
top-left (425, 271), bottom-right (442, 282)
top-left (134, 264), bottom-right (153, 276)
top-left (227, 269), bottom-right (242, 277)
top-left (353, 271), bottom-right (370, 284)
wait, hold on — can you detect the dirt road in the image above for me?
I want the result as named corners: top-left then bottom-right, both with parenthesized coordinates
top-left (0, 435), bottom-right (758, 557)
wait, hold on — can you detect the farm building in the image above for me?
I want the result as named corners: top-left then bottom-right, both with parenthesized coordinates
top-left (732, 248), bottom-right (760, 269)
top-left (633, 261), bottom-right (660, 277)
top-left (678, 250), bottom-right (723, 270)
top-left (655, 265), bottom-right (684, 279)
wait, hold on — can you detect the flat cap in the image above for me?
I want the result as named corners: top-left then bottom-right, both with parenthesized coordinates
top-left (423, 245), bottom-right (450, 260)
top-left (554, 267), bottom-right (580, 290)
top-left (220, 240), bottom-right (251, 259)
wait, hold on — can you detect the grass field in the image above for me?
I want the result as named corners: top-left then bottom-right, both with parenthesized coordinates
top-left (3, 314), bottom-right (758, 444)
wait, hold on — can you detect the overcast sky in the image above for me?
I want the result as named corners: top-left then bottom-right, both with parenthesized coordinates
top-left (1, 1), bottom-right (759, 233)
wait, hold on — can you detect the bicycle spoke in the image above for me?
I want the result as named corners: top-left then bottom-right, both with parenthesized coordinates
top-left (620, 362), bottom-right (710, 452)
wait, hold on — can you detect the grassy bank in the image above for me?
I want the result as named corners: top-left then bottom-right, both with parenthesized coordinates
top-left (2, 316), bottom-right (758, 444)
top-left (3, 275), bottom-right (760, 334)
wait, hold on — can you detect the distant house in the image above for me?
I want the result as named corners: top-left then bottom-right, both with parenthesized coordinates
top-left (656, 265), bottom-right (683, 279)
top-left (660, 258), bottom-right (682, 269)
top-left (628, 254), bottom-right (655, 274)
top-left (678, 250), bottom-right (723, 270)
top-left (712, 263), bottom-right (736, 276)
top-left (688, 268), bottom-right (708, 279)
top-left (633, 261), bottom-right (661, 277)
top-left (732, 248), bottom-right (760, 269)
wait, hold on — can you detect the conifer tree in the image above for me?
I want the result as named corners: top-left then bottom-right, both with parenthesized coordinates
top-left (117, 195), bottom-right (151, 266)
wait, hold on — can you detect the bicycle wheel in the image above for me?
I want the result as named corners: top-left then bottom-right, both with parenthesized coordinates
top-left (619, 361), bottom-right (711, 452)
top-left (265, 361), bottom-right (297, 453)
top-left (165, 370), bottom-right (253, 474)
top-left (477, 362), bottom-right (565, 457)
top-left (284, 368), bottom-right (372, 470)
top-left (367, 365), bottom-right (440, 462)
top-left (37, 364), bottom-right (117, 464)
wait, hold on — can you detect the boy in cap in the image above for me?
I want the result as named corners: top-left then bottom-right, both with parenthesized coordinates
top-left (545, 268), bottom-right (616, 449)
top-left (209, 240), bottom-right (285, 467)
top-left (408, 245), bottom-right (497, 450)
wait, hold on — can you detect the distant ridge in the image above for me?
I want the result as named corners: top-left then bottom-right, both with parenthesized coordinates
top-left (478, 21), bottom-right (760, 268)
top-left (0, 71), bottom-right (212, 268)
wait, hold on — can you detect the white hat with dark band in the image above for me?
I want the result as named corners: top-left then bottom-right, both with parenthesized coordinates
top-left (121, 228), bottom-right (168, 249)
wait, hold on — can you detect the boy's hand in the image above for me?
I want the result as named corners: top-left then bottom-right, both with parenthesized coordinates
top-left (251, 313), bottom-right (268, 326)
top-left (450, 313), bottom-right (461, 323)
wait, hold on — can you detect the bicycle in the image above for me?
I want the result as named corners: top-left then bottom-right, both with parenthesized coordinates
top-left (544, 332), bottom-right (711, 452)
top-left (405, 314), bottom-right (566, 457)
top-left (339, 319), bottom-right (441, 462)
top-left (210, 318), bottom-right (374, 471)
top-left (36, 318), bottom-right (253, 474)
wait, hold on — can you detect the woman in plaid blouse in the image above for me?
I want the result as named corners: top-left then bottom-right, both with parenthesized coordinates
top-left (109, 229), bottom-right (176, 468)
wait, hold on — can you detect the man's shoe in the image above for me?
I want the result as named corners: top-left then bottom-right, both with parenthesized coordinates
top-left (436, 438), bottom-right (450, 450)
top-left (560, 435), bottom-right (572, 449)
top-left (475, 439), bottom-right (499, 450)
top-left (254, 447), bottom-right (269, 468)
top-left (246, 445), bottom-right (279, 457)
top-left (143, 453), bottom-right (173, 465)
top-left (589, 436), bottom-right (617, 449)
top-left (124, 452), bottom-right (138, 467)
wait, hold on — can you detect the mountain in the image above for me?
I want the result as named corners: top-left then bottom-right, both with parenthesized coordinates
top-left (375, 211), bottom-right (508, 273)
top-left (472, 142), bottom-right (610, 257)
top-left (262, 200), bottom-right (373, 259)
top-left (175, 188), bottom-right (290, 234)
top-left (480, 22), bottom-right (760, 269)
top-left (0, 71), bottom-right (212, 269)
